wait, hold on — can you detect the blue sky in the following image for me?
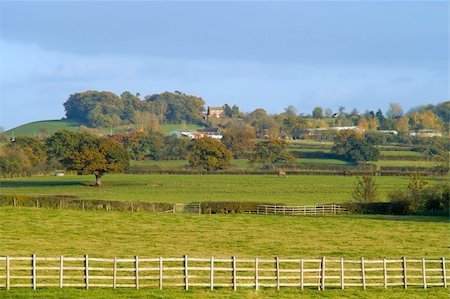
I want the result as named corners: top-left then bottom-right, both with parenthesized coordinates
top-left (0, 1), bottom-right (448, 130)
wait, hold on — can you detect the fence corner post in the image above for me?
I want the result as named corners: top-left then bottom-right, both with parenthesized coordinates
top-left (32, 254), bottom-right (36, 290)
top-left (321, 256), bottom-right (326, 290)
top-left (442, 257), bottom-right (447, 288)
top-left (184, 255), bottom-right (188, 290)
top-left (85, 254), bottom-right (89, 289)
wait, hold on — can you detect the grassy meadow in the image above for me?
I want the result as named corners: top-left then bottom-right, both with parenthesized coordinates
top-left (0, 208), bottom-right (448, 298)
top-left (0, 173), bottom-right (424, 204)
top-left (1, 208), bottom-right (448, 258)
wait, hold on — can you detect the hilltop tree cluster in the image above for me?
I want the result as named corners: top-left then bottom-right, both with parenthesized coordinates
top-left (64, 90), bottom-right (206, 128)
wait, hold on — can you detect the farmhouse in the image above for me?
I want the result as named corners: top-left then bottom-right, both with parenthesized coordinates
top-left (207, 106), bottom-right (224, 119)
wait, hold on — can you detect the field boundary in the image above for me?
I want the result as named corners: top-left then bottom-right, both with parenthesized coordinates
top-left (246, 204), bottom-right (349, 215)
top-left (0, 255), bottom-right (448, 291)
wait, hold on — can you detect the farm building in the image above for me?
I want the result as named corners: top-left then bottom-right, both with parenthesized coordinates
top-left (207, 106), bottom-right (224, 119)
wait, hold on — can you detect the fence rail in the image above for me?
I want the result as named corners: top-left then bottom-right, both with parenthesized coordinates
top-left (0, 255), bottom-right (448, 290)
top-left (247, 204), bottom-right (349, 215)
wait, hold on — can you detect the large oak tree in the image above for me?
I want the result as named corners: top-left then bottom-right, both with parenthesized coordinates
top-left (46, 130), bottom-right (129, 186)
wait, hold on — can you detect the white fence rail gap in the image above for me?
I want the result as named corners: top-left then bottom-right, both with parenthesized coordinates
top-left (0, 256), bottom-right (448, 291)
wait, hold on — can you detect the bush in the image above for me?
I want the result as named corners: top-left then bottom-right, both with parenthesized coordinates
top-left (351, 176), bottom-right (378, 203)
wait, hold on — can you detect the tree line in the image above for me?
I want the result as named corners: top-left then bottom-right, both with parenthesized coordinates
top-left (61, 90), bottom-right (449, 136)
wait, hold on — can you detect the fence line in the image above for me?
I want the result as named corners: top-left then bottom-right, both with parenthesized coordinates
top-left (247, 204), bottom-right (349, 215)
top-left (0, 256), bottom-right (448, 291)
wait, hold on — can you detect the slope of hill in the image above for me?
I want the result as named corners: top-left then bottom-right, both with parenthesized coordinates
top-left (5, 119), bottom-right (82, 137)
top-left (5, 119), bottom-right (203, 138)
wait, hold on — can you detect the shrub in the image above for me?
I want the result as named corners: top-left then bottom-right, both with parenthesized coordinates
top-left (351, 176), bottom-right (378, 203)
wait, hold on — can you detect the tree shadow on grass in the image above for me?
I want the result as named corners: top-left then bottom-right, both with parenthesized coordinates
top-left (0, 180), bottom-right (87, 188)
top-left (348, 214), bottom-right (450, 223)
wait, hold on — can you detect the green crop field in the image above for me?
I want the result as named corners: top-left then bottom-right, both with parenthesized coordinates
top-left (0, 208), bottom-right (448, 298)
top-left (0, 174), bottom-right (425, 204)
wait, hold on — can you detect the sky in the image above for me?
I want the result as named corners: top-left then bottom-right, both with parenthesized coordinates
top-left (0, 1), bottom-right (448, 130)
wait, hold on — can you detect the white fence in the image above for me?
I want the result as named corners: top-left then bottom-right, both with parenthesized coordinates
top-left (247, 204), bottom-right (349, 215)
top-left (0, 255), bottom-right (448, 290)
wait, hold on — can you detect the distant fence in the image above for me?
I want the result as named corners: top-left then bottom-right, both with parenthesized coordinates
top-left (247, 204), bottom-right (349, 215)
top-left (126, 168), bottom-right (433, 177)
top-left (0, 255), bottom-right (448, 290)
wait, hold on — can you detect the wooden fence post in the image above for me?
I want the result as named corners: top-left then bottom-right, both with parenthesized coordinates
top-left (383, 258), bottom-right (387, 289)
top-left (442, 257), bottom-right (447, 288)
top-left (276, 257), bottom-right (280, 290)
top-left (321, 256), bottom-right (326, 290)
top-left (85, 255), bottom-right (89, 289)
top-left (361, 257), bottom-right (366, 290)
top-left (210, 256), bottom-right (214, 290)
top-left (82, 201), bottom-right (85, 211)
top-left (255, 257), bottom-right (259, 291)
top-left (6, 256), bottom-right (10, 290)
top-left (422, 258), bottom-right (427, 289)
top-left (402, 257), bottom-right (407, 289)
top-left (113, 257), bottom-right (117, 289)
top-left (32, 254), bottom-right (36, 290)
top-left (300, 258), bottom-right (304, 291)
top-left (13, 198), bottom-right (17, 207)
top-left (340, 257), bottom-right (345, 289)
top-left (36, 199), bottom-right (39, 209)
top-left (232, 256), bottom-right (237, 291)
top-left (184, 255), bottom-right (188, 290)
top-left (159, 257), bottom-right (163, 290)
top-left (135, 256), bottom-right (139, 289)
top-left (59, 255), bottom-right (64, 288)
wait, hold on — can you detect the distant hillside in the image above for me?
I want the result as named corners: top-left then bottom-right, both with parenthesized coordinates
top-left (4, 119), bottom-right (202, 138)
top-left (5, 119), bottom-right (82, 137)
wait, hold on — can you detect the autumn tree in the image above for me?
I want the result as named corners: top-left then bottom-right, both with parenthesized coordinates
top-left (188, 137), bottom-right (232, 171)
top-left (46, 130), bottom-right (129, 186)
top-left (394, 117), bottom-right (410, 133)
top-left (249, 139), bottom-right (294, 169)
top-left (222, 122), bottom-right (256, 158)
top-left (410, 110), bottom-right (441, 131)
top-left (386, 102), bottom-right (404, 119)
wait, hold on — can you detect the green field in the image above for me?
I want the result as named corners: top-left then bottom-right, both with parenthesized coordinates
top-left (160, 124), bottom-right (203, 134)
top-left (5, 119), bottom-right (82, 137)
top-left (1, 286), bottom-right (448, 298)
top-left (375, 160), bottom-right (434, 168)
top-left (4, 120), bottom-right (202, 138)
top-left (380, 151), bottom-right (425, 157)
top-left (0, 208), bottom-right (448, 298)
top-left (0, 174), bottom-right (422, 204)
top-left (2, 208), bottom-right (448, 257)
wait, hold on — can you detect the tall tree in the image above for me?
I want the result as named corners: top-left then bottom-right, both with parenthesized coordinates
top-left (46, 131), bottom-right (129, 186)
top-left (222, 122), bottom-right (256, 158)
top-left (386, 102), bottom-right (404, 119)
top-left (312, 107), bottom-right (324, 119)
top-left (331, 130), bottom-right (380, 162)
top-left (249, 139), bottom-right (294, 169)
top-left (188, 138), bottom-right (232, 171)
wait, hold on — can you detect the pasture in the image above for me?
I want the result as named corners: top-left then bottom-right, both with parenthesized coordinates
top-left (0, 174), bottom-right (422, 204)
top-left (0, 208), bottom-right (448, 298)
